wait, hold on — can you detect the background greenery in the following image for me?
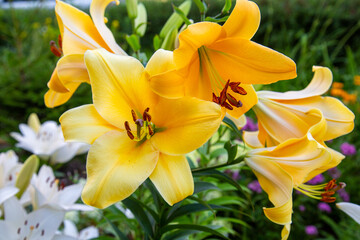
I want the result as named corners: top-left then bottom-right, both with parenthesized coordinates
top-left (0, 0), bottom-right (359, 239)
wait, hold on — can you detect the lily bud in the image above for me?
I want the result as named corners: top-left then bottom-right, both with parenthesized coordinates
top-left (27, 113), bottom-right (41, 133)
top-left (134, 3), bottom-right (147, 36)
top-left (15, 155), bottom-right (39, 199)
top-left (125, 0), bottom-right (138, 19)
top-left (161, 28), bottom-right (178, 51)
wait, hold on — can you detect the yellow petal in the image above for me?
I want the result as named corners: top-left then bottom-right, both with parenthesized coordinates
top-left (263, 198), bottom-right (293, 225)
top-left (243, 131), bottom-right (263, 148)
top-left (146, 49), bottom-right (185, 99)
top-left (44, 83), bottom-right (80, 108)
top-left (84, 49), bottom-right (157, 129)
top-left (174, 22), bottom-right (225, 72)
top-left (56, 0), bottom-right (110, 54)
top-left (226, 84), bottom-right (258, 118)
top-left (223, 0), bottom-right (260, 39)
top-left (57, 54), bottom-right (90, 85)
top-left (90, 0), bottom-right (127, 55)
top-left (209, 39), bottom-right (297, 84)
top-left (82, 130), bottom-right (159, 208)
top-left (281, 224), bottom-right (291, 240)
top-left (47, 68), bottom-right (69, 93)
top-left (151, 97), bottom-right (224, 155)
top-left (150, 154), bottom-right (193, 206)
top-left (258, 66), bottom-right (332, 100)
top-left (60, 104), bottom-right (118, 144)
top-left (245, 155), bottom-right (293, 212)
top-left (225, 113), bottom-right (247, 130)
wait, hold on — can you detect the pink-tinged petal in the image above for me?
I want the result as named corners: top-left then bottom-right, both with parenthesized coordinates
top-left (258, 66), bottom-right (333, 100)
top-left (85, 49), bottom-right (157, 129)
top-left (150, 154), bottom-right (193, 206)
top-left (209, 39), bottom-right (297, 84)
top-left (82, 131), bottom-right (159, 208)
top-left (151, 97), bottom-right (224, 155)
top-left (90, 0), bottom-right (127, 55)
top-left (60, 104), bottom-right (118, 144)
top-left (223, 0), bottom-right (260, 39)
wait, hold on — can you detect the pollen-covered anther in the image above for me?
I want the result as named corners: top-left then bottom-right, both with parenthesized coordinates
top-left (125, 108), bottom-right (155, 141)
top-left (229, 82), bottom-right (247, 95)
top-left (226, 93), bottom-right (243, 107)
top-left (212, 80), bottom-right (243, 110)
top-left (143, 108), bottom-right (151, 121)
top-left (50, 40), bottom-right (62, 57)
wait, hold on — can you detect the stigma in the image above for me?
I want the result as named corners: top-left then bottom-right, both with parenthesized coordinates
top-left (125, 108), bottom-right (155, 141)
top-left (212, 80), bottom-right (247, 110)
top-left (295, 179), bottom-right (346, 203)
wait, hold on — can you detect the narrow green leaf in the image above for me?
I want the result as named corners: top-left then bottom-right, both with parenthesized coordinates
top-left (153, 34), bottom-right (161, 51)
top-left (172, 4), bottom-right (192, 26)
top-left (204, 16), bottom-right (229, 23)
top-left (125, 34), bottom-right (141, 52)
top-left (161, 224), bottom-right (230, 240)
top-left (222, 116), bottom-right (243, 139)
top-left (194, 181), bottom-right (218, 194)
top-left (221, 0), bottom-right (232, 14)
top-left (163, 229), bottom-right (199, 240)
top-left (123, 197), bottom-right (154, 237)
top-left (104, 216), bottom-right (129, 240)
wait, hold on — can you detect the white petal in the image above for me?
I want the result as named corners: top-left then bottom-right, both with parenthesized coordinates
top-left (0, 187), bottom-right (19, 204)
top-left (79, 226), bottom-right (99, 239)
top-left (63, 220), bottom-right (79, 237)
top-left (53, 184), bottom-right (83, 206)
top-left (3, 197), bottom-right (26, 224)
top-left (337, 202), bottom-right (360, 224)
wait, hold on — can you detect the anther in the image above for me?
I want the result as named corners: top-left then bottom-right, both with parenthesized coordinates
top-left (124, 121), bottom-right (131, 132)
top-left (58, 35), bottom-right (62, 49)
top-left (59, 181), bottom-right (65, 190)
top-left (223, 102), bottom-right (233, 110)
top-left (131, 110), bottom-right (137, 122)
top-left (24, 220), bottom-right (28, 225)
top-left (212, 93), bottom-right (219, 104)
top-left (148, 125), bottom-right (154, 136)
top-left (50, 41), bottom-right (62, 57)
top-left (143, 110), bottom-right (151, 122)
top-left (229, 82), bottom-right (247, 95)
top-left (126, 131), bottom-right (134, 140)
top-left (35, 223), bottom-right (39, 229)
top-left (226, 93), bottom-right (243, 107)
top-left (17, 228), bottom-right (21, 234)
top-left (41, 230), bottom-right (45, 236)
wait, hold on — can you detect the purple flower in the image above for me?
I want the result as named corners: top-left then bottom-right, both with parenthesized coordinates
top-left (307, 174), bottom-right (324, 185)
top-left (327, 167), bottom-right (341, 179)
top-left (340, 142), bottom-right (356, 156)
top-left (338, 188), bottom-right (350, 202)
top-left (305, 225), bottom-right (318, 236)
top-left (318, 202), bottom-right (331, 213)
top-left (224, 169), bottom-right (241, 181)
top-left (242, 117), bottom-right (258, 131)
top-left (299, 205), bottom-right (306, 212)
top-left (248, 180), bottom-right (262, 193)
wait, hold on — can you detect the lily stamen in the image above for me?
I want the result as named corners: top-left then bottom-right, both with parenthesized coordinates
top-left (125, 108), bottom-right (155, 141)
top-left (213, 80), bottom-right (245, 110)
top-left (50, 40), bottom-right (62, 57)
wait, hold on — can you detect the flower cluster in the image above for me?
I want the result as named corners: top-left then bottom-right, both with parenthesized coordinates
top-left (23, 0), bottom-right (356, 239)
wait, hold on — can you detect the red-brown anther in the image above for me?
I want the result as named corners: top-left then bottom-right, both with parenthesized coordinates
top-left (143, 110), bottom-right (151, 122)
top-left (212, 93), bottom-right (219, 104)
top-left (126, 130), bottom-right (134, 140)
top-left (59, 181), bottom-right (65, 190)
top-left (124, 121), bottom-right (131, 132)
top-left (58, 35), bottom-right (62, 49)
top-left (226, 93), bottom-right (243, 107)
top-left (219, 80), bottom-right (230, 105)
top-left (148, 125), bottom-right (154, 136)
top-left (321, 196), bottom-right (336, 203)
top-left (131, 110), bottom-right (137, 122)
top-left (229, 82), bottom-right (247, 95)
top-left (50, 41), bottom-right (62, 57)
top-left (223, 102), bottom-right (233, 110)
top-left (324, 179), bottom-right (337, 191)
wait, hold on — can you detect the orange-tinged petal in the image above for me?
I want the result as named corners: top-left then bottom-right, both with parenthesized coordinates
top-left (57, 54), bottom-right (90, 85)
top-left (82, 130), bottom-right (159, 208)
top-left (281, 224), bottom-right (291, 240)
top-left (223, 0), bottom-right (260, 39)
top-left (174, 22), bottom-right (225, 73)
top-left (225, 113), bottom-right (247, 130)
top-left (259, 66), bottom-right (332, 100)
top-left (150, 154), bottom-right (193, 206)
top-left (47, 67), bottom-right (68, 93)
top-left (151, 97), bottom-right (224, 155)
top-left (90, 0), bottom-right (126, 55)
top-left (56, 0), bottom-right (111, 55)
top-left (44, 83), bottom-right (80, 108)
top-left (263, 198), bottom-right (293, 225)
top-left (60, 104), bottom-right (118, 144)
top-left (209, 38), bottom-right (297, 84)
top-left (85, 49), bottom-right (157, 129)
top-left (226, 84), bottom-right (258, 118)
top-left (147, 49), bottom-right (185, 99)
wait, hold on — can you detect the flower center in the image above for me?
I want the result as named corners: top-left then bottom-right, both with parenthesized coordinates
top-left (50, 35), bottom-right (63, 57)
top-left (124, 108), bottom-right (155, 141)
top-left (295, 179), bottom-right (346, 203)
top-left (198, 46), bottom-right (247, 110)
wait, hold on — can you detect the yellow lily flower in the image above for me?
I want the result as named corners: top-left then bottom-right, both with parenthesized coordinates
top-left (60, 49), bottom-right (225, 208)
top-left (45, 0), bottom-right (127, 108)
top-left (245, 66), bottom-right (354, 147)
top-left (148, 0), bottom-right (296, 118)
top-left (244, 111), bottom-right (344, 239)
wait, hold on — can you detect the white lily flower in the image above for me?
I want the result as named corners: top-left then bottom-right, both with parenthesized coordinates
top-left (336, 202), bottom-right (360, 224)
top-left (53, 220), bottom-right (99, 240)
top-left (0, 196), bottom-right (64, 240)
top-left (10, 113), bottom-right (89, 164)
top-left (30, 165), bottom-right (93, 212)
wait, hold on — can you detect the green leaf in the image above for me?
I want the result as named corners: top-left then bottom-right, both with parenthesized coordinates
top-left (217, 217), bottom-right (251, 228)
top-left (192, 0), bottom-right (207, 14)
top-left (204, 16), bottom-right (229, 23)
top-left (161, 224), bottom-right (230, 240)
top-left (123, 196), bottom-right (154, 237)
top-left (153, 34), bottom-right (161, 51)
top-left (172, 3), bottom-right (192, 25)
top-left (194, 181), bottom-right (218, 194)
top-left (221, 0), bottom-right (232, 14)
top-left (222, 116), bottom-right (243, 139)
top-left (104, 216), bottom-right (129, 240)
top-left (125, 34), bottom-right (141, 52)
top-left (160, 0), bottom-right (192, 38)
top-left (163, 229), bottom-right (200, 240)
top-left (209, 147), bottom-right (227, 159)
top-left (224, 141), bottom-right (237, 163)
top-left (160, 28), bottom-right (178, 51)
